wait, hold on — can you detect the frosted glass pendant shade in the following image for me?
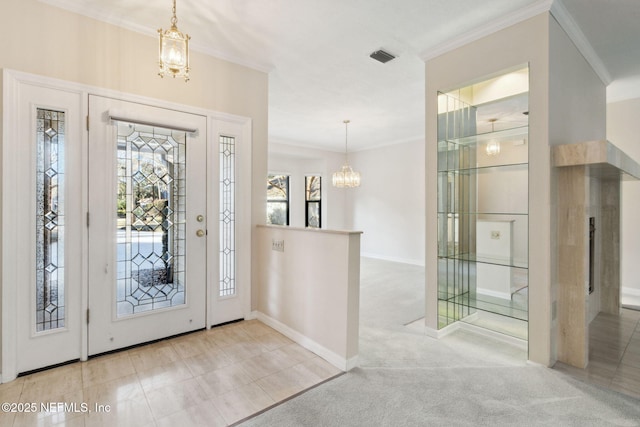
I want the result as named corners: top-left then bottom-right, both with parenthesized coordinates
top-left (158, 0), bottom-right (190, 82)
top-left (332, 120), bottom-right (361, 188)
top-left (332, 164), bottom-right (361, 188)
top-left (486, 140), bottom-right (501, 156)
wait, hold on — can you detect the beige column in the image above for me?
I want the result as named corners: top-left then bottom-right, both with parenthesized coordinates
top-left (556, 166), bottom-right (589, 368)
top-left (600, 178), bottom-right (621, 314)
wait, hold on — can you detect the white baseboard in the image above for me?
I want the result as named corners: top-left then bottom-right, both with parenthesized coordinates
top-left (255, 312), bottom-right (354, 372)
top-left (622, 287), bottom-right (640, 297)
top-left (360, 253), bottom-right (425, 267)
top-left (458, 321), bottom-right (528, 350)
top-left (424, 321), bottom-right (461, 339)
top-left (477, 288), bottom-right (512, 300)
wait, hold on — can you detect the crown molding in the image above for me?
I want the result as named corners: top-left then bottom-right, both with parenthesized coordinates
top-left (37, 0), bottom-right (274, 73)
top-left (549, 0), bottom-right (611, 85)
top-left (420, 0), bottom-right (611, 86)
top-left (420, 0), bottom-right (554, 62)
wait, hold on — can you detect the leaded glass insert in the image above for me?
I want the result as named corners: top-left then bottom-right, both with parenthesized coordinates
top-left (36, 108), bottom-right (66, 332)
top-left (219, 135), bottom-right (236, 297)
top-left (116, 123), bottom-right (186, 316)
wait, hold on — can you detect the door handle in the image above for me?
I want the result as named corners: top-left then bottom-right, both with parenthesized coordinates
top-left (196, 229), bottom-right (205, 237)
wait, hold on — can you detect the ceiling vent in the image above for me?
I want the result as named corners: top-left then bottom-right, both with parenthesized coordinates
top-left (369, 50), bottom-right (396, 64)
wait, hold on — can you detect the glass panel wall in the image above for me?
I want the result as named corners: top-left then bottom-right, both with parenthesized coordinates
top-left (437, 67), bottom-right (529, 340)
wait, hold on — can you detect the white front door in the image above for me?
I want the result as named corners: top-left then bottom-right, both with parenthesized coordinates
top-left (87, 96), bottom-right (207, 355)
top-left (5, 72), bottom-right (251, 378)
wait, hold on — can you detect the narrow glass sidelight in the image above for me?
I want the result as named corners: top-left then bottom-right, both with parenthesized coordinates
top-left (219, 135), bottom-right (236, 297)
top-left (116, 122), bottom-right (187, 316)
top-left (36, 108), bottom-right (66, 332)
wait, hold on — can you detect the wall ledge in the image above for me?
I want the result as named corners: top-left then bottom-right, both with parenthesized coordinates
top-left (257, 224), bottom-right (362, 236)
top-left (553, 140), bottom-right (640, 180)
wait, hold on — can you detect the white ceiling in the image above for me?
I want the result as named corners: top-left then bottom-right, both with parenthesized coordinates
top-left (42, 0), bottom-right (640, 151)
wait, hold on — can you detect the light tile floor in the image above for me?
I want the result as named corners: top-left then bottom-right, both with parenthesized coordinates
top-left (554, 307), bottom-right (640, 399)
top-left (0, 320), bottom-right (342, 427)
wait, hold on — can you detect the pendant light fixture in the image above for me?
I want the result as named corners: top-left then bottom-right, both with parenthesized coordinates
top-left (485, 118), bottom-right (500, 156)
top-left (158, 0), bottom-right (191, 82)
top-left (332, 120), bottom-right (361, 188)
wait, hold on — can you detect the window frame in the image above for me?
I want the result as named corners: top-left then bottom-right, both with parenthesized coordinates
top-left (305, 175), bottom-right (321, 228)
top-left (266, 174), bottom-right (290, 226)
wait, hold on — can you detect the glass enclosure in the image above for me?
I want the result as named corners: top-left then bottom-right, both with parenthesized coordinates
top-left (437, 67), bottom-right (529, 340)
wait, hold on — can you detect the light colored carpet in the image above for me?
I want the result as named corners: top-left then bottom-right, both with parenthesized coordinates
top-left (240, 258), bottom-right (640, 426)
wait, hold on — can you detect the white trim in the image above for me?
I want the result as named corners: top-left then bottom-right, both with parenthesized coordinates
top-left (622, 287), bottom-right (640, 297)
top-left (526, 359), bottom-right (549, 368)
top-left (2, 68), bottom-right (253, 380)
top-left (361, 253), bottom-right (425, 267)
top-left (424, 322), bottom-right (460, 339)
top-left (476, 288), bottom-right (513, 301)
top-left (37, 0), bottom-right (273, 73)
top-left (2, 70), bottom-right (21, 382)
top-left (256, 312), bottom-right (354, 372)
top-left (458, 321), bottom-right (528, 351)
top-left (420, 0), bottom-right (611, 87)
top-left (4, 69), bottom-right (251, 126)
top-left (549, 0), bottom-right (611, 85)
top-left (420, 0), bottom-right (554, 62)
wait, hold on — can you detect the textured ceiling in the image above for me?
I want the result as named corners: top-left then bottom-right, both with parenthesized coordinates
top-left (41, 0), bottom-right (640, 151)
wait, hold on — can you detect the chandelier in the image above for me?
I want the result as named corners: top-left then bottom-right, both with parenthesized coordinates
top-left (485, 118), bottom-right (500, 156)
top-left (158, 0), bottom-right (190, 82)
top-left (332, 120), bottom-right (361, 188)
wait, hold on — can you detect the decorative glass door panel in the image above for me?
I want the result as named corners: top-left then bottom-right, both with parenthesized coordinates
top-left (116, 123), bottom-right (186, 316)
top-left (88, 96), bottom-right (206, 355)
top-left (36, 108), bottom-right (66, 331)
top-left (219, 135), bottom-right (236, 298)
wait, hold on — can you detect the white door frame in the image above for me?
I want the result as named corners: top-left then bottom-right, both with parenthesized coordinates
top-left (1, 69), bottom-right (252, 382)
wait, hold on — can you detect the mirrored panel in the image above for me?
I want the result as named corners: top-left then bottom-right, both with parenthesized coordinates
top-left (437, 66), bottom-right (529, 339)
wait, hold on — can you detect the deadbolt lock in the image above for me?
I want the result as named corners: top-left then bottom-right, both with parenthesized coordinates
top-left (196, 229), bottom-right (205, 237)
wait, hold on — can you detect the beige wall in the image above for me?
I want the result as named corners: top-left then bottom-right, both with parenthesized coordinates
top-left (1, 0), bottom-right (268, 315)
top-left (607, 98), bottom-right (640, 302)
top-left (426, 12), bottom-right (606, 366)
top-left (426, 13), bottom-right (551, 365)
top-left (256, 226), bottom-right (361, 370)
top-left (548, 15), bottom-right (607, 364)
